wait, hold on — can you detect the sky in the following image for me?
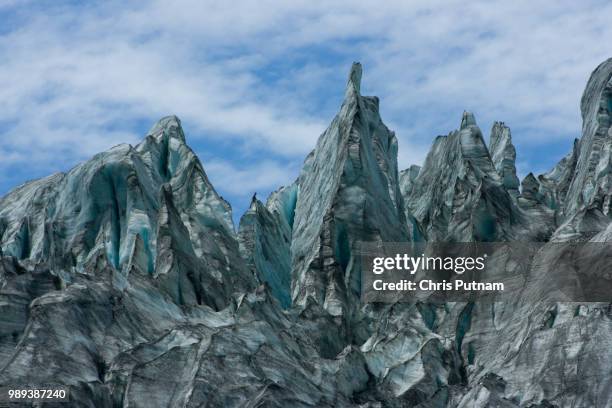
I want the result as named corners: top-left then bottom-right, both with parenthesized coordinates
top-left (1, 0), bottom-right (612, 225)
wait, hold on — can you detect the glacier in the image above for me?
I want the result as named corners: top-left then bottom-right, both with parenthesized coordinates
top-left (0, 59), bottom-right (611, 407)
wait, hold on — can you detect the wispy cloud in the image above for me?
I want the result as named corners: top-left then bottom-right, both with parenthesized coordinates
top-left (1, 0), bottom-right (611, 212)
top-left (203, 158), bottom-right (298, 197)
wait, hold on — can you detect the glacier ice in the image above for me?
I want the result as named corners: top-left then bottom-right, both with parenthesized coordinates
top-left (489, 121), bottom-right (520, 197)
top-left (0, 59), bottom-right (612, 407)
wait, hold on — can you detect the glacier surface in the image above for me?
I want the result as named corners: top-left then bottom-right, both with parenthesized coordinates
top-left (0, 60), bottom-right (612, 407)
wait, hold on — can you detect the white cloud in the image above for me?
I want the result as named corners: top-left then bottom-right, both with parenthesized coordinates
top-left (1, 0), bottom-right (611, 201)
top-left (203, 158), bottom-right (298, 197)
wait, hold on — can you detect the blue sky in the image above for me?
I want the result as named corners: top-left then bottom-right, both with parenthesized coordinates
top-left (1, 1), bottom-right (611, 224)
